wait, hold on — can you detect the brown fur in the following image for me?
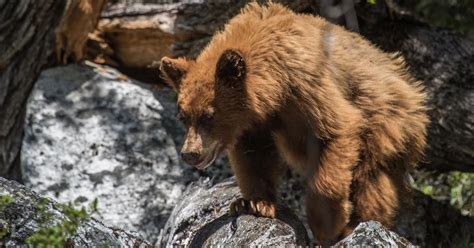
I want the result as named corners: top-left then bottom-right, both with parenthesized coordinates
top-left (160, 2), bottom-right (428, 245)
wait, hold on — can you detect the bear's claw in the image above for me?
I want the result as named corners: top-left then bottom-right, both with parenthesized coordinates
top-left (229, 198), bottom-right (276, 218)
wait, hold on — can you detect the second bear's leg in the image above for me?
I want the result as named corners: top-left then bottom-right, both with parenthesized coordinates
top-left (228, 128), bottom-right (285, 218)
top-left (306, 136), bottom-right (359, 245)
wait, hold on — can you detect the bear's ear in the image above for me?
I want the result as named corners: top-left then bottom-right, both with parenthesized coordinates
top-left (160, 57), bottom-right (189, 92)
top-left (215, 49), bottom-right (246, 87)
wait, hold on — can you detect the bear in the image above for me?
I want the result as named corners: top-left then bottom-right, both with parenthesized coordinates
top-left (159, 2), bottom-right (428, 245)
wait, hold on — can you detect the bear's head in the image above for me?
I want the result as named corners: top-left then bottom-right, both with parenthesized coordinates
top-left (160, 49), bottom-right (252, 170)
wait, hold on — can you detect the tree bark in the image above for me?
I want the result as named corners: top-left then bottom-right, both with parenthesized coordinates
top-left (88, 0), bottom-right (474, 172)
top-left (0, 1), bottom-right (65, 181)
top-left (0, 0), bottom-right (105, 180)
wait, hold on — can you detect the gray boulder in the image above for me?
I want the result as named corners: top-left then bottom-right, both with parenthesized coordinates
top-left (336, 221), bottom-right (414, 247)
top-left (0, 177), bottom-right (150, 247)
top-left (158, 177), bottom-right (310, 247)
top-left (21, 62), bottom-right (200, 243)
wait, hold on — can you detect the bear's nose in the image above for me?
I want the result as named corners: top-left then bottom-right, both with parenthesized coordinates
top-left (181, 152), bottom-right (201, 165)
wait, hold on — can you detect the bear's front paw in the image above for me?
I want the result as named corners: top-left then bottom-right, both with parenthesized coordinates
top-left (229, 198), bottom-right (276, 218)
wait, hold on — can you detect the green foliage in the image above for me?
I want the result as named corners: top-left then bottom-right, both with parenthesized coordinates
top-left (447, 172), bottom-right (473, 216)
top-left (367, 0), bottom-right (377, 4)
top-left (414, 0), bottom-right (474, 33)
top-left (0, 194), bottom-right (13, 211)
top-left (0, 220), bottom-right (9, 240)
top-left (0, 194), bottom-right (14, 239)
top-left (26, 198), bottom-right (100, 248)
top-left (90, 198), bottom-right (99, 214)
top-left (412, 170), bottom-right (474, 217)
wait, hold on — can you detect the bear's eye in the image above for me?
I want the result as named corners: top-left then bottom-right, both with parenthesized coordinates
top-left (176, 110), bottom-right (190, 126)
top-left (198, 112), bottom-right (214, 128)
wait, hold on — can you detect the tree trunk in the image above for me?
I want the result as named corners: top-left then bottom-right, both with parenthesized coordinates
top-left (0, 0), bottom-right (105, 180)
top-left (0, 1), bottom-right (65, 181)
top-left (87, 0), bottom-right (474, 172)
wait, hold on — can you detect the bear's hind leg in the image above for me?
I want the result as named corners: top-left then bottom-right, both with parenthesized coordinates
top-left (306, 191), bottom-right (353, 245)
top-left (350, 163), bottom-right (401, 229)
top-left (228, 127), bottom-right (286, 218)
top-left (306, 136), bottom-right (359, 245)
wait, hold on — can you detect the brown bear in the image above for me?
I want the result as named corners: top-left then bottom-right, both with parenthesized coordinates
top-left (159, 2), bottom-right (428, 245)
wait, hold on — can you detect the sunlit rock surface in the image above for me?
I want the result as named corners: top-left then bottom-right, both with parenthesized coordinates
top-left (336, 221), bottom-right (414, 247)
top-left (21, 63), bottom-right (195, 242)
